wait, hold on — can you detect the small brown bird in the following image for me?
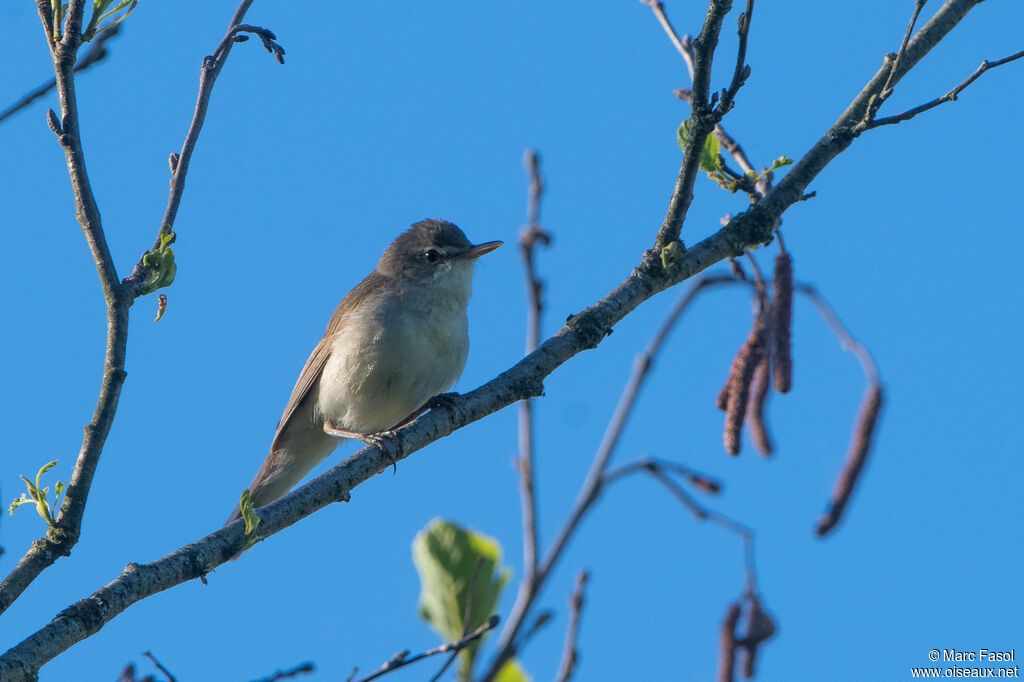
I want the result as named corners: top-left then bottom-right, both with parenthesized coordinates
top-left (226, 220), bottom-right (501, 523)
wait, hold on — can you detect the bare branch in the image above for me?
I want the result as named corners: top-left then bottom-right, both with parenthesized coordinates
top-left (252, 662), bottom-right (315, 682)
top-left (879, 0), bottom-right (928, 102)
top-left (123, 2), bottom-right (286, 294)
top-left (794, 284), bottom-right (878, 383)
top-left (0, 0), bottom-right (132, 620)
top-left (553, 570), bottom-right (590, 682)
top-left (864, 48), bottom-right (1024, 130)
top-left (517, 148), bottom-right (549, 585)
top-left (654, 0), bottom-right (735, 249)
top-left (0, 25), bottom-right (121, 124)
top-left (0, 0), bottom-right (281, 634)
top-left (483, 274), bottom-right (734, 680)
top-left (715, 0), bottom-right (755, 118)
top-left (639, 1), bottom-right (690, 63)
top-left (348, 617), bottom-right (498, 682)
top-left (603, 458), bottom-right (757, 592)
top-left (141, 651), bottom-right (176, 682)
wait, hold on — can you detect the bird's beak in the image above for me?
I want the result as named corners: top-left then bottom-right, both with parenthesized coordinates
top-left (458, 240), bottom-right (503, 260)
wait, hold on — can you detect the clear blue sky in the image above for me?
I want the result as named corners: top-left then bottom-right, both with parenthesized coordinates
top-left (2, 2), bottom-right (1022, 680)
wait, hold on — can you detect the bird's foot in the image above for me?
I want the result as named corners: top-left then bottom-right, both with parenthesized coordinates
top-left (323, 421), bottom-right (401, 473)
top-left (427, 391), bottom-right (461, 411)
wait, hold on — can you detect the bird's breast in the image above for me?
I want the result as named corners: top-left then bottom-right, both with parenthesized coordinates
top-left (317, 289), bottom-right (470, 434)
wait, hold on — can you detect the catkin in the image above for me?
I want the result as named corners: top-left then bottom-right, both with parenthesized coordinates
top-left (717, 602), bottom-right (742, 682)
top-left (816, 383), bottom-right (884, 536)
top-left (723, 320), bottom-right (767, 456)
top-left (746, 355), bottom-right (773, 456)
top-left (770, 252), bottom-right (793, 393)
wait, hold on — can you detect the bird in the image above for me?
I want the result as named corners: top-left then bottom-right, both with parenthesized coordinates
top-left (226, 219), bottom-right (501, 524)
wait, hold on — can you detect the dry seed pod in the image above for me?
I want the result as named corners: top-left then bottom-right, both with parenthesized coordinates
top-left (724, 320), bottom-right (767, 455)
top-left (816, 383), bottom-right (884, 536)
top-left (716, 379), bottom-right (731, 411)
top-left (688, 473), bottom-right (722, 494)
top-left (770, 252), bottom-right (794, 393)
top-left (740, 596), bottom-right (776, 678)
top-left (746, 355), bottom-right (773, 456)
top-left (717, 602), bottom-right (742, 682)
top-left (728, 257), bottom-right (747, 281)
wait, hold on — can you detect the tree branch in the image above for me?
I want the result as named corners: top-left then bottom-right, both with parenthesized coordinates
top-left (0, 1), bottom-right (991, 677)
top-left (0, 24), bottom-right (121, 124)
top-left (864, 48), bottom-right (1024, 130)
top-left (553, 570), bottom-right (589, 682)
top-left (0, 0), bottom-right (130, 620)
top-left (123, 3), bottom-right (285, 293)
top-left (654, 0), bottom-right (736, 250)
top-left (0, 0), bottom-right (282, 631)
top-left (348, 616), bottom-right (498, 682)
top-left (517, 149), bottom-right (549, 587)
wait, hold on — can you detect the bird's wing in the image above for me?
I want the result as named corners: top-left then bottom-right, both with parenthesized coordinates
top-left (268, 335), bottom-right (333, 452)
top-left (268, 270), bottom-right (387, 451)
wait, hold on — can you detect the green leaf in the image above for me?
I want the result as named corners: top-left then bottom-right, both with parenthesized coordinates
top-left (140, 235), bottom-right (177, 295)
top-left (494, 658), bottom-right (532, 682)
top-left (10, 462), bottom-right (63, 525)
top-left (412, 519), bottom-right (510, 678)
top-left (677, 118), bottom-right (691, 150)
top-left (36, 460), bottom-right (58, 488)
top-left (701, 129), bottom-right (721, 173)
top-left (96, 0), bottom-right (136, 28)
top-left (9, 493), bottom-right (33, 515)
top-left (239, 489), bottom-right (261, 536)
top-left (660, 240), bottom-right (682, 271)
top-left (676, 119), bottom-right (722, 173)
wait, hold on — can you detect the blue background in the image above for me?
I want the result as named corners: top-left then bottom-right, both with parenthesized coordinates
top-left (2, 2), bottom-right (1022, 680)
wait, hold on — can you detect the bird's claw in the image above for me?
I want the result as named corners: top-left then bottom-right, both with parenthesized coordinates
top-left (427, 391), bottom-right (461, 411)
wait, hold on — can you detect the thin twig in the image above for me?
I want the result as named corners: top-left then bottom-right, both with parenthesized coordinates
top-left (672, 31), bottom-right (769, 197)
top-left (0, 25), bottom-right (121, 124)
top-left (252, 662), bottom-right (315, 682)
top-left (0, 0), bottom-right (129, 620)
top-left (653, 0), bottom-right (734, 249)
top-left (508, 150), bottom-right (549, 678)
top-left (604, 457), bottom-right (722, 495)
top-left (879, 0), bottom-right (928, 101)
top-left (484, 275), bottom-right (734, 680)
top-left (0, 0), bottom-right (279, 624)
top-left (350, 616), bottom-right (499, 682)
top-left (141, 651), bottom-right (176, 682)
top-left (864, 48), bottom-right (1024, 130)
top-left (603, 459), bottom-right (757, 592)
top-left (794, 284), bottom-right (878, 383)
top-left (715, 0), bottom-right (755, 118)
top-left (639, 0), bottom-right (690, 63)
top-left (124, 2), bottom-right (285, 292)
top-left (553, 570), bottom-right (590, 682)
top-left (517, 149), bottom-right (549, 586)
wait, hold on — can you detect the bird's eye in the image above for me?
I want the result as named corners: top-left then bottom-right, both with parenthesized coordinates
top-left (424, 249), bottom-right (440, 263)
